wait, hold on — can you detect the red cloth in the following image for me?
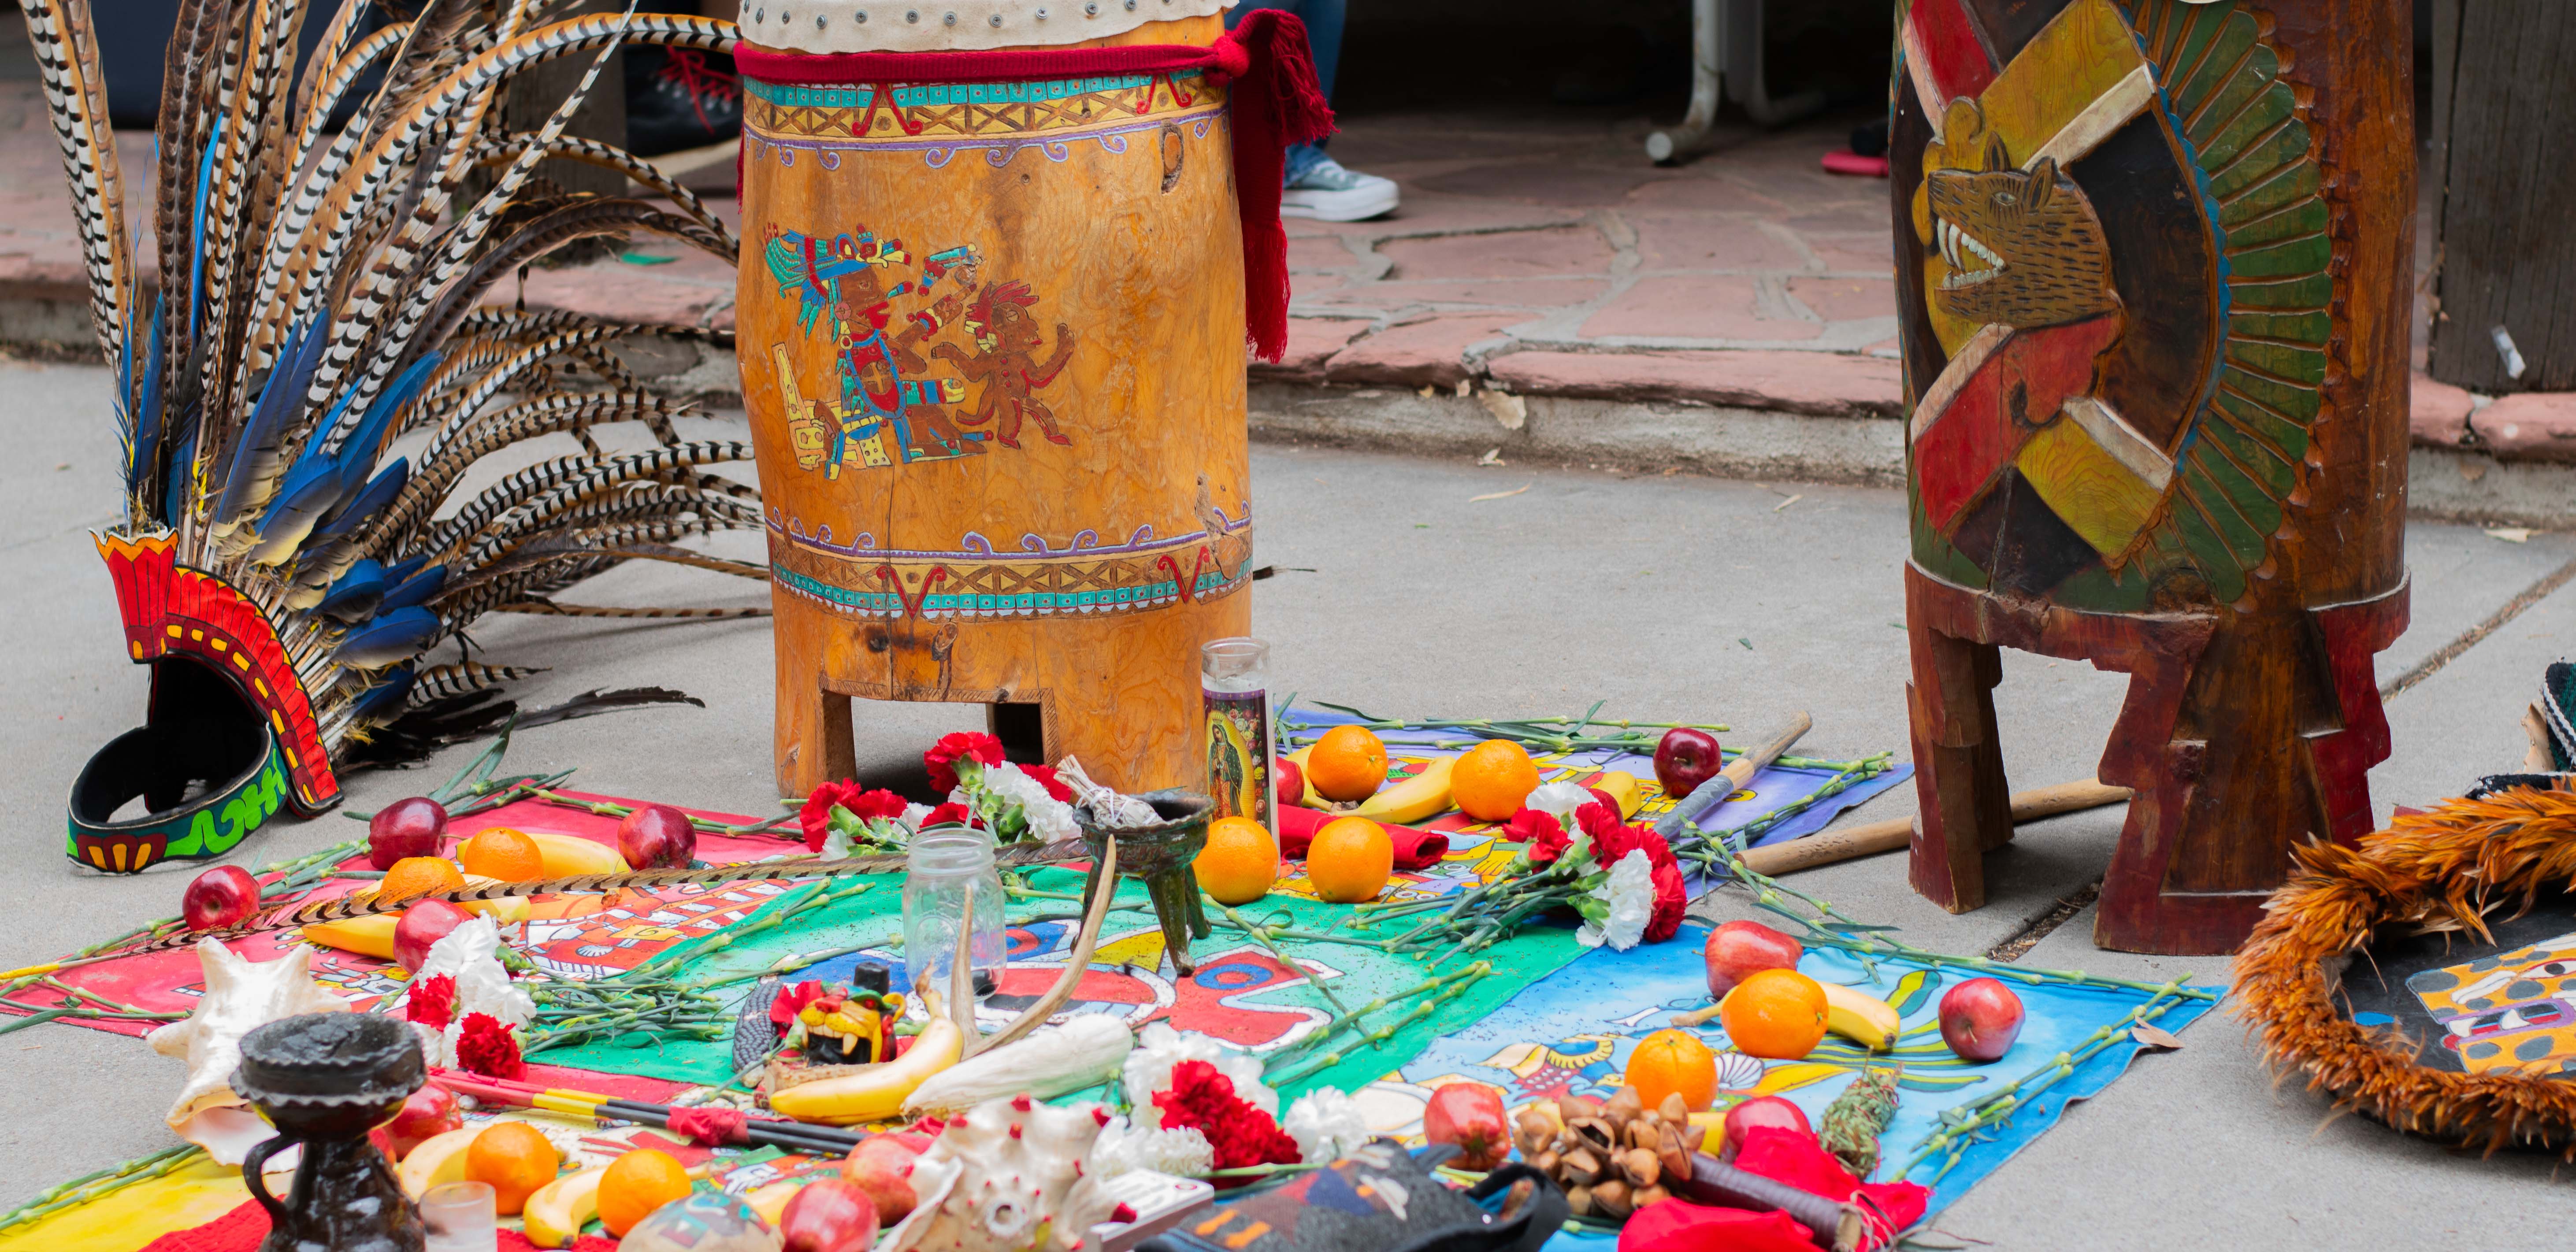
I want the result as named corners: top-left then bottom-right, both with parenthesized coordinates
top-left (1618, 1128), bottom-right (1930, 1252)
top-left (731, 9), bottom-right (1334, 362)
top-left (141, 1201), bottom-right (617, 1252)
top-left (1274, 803), bottom-right (1449, 870)
top-left (667, 1105), bottom-right (751, 1145)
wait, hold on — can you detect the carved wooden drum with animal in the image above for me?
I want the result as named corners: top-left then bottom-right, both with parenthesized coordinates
top-left (735, 3), bottom-right (1253, 796)
top-left (1891, 0), bottom-right (2413, 953)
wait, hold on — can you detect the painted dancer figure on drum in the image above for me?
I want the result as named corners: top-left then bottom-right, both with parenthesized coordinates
top-left (831, 287), bottom-right (980, 464)
top-left (936, 281), bottom-right (1078, 449)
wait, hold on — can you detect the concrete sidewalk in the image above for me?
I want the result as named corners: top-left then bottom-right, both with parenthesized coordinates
top-left (2, 354), bottom-right (2569, 1245)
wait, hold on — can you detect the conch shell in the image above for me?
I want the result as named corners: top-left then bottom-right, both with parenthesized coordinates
top-left (145, 938), bottom-right (348, 1163)
top-left (884, 1096), bottom-right (1121, 1252)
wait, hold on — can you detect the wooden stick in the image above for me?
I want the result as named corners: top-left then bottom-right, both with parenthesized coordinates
top-left (1672, 1152), bottom-right (1865, 1252)
top-left (1738, 780), bottom-right (2132, 877)
top-left (1655, 713), bottom-right (1813, 839)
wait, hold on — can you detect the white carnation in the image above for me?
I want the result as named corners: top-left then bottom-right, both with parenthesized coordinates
top-left (1282, 1087), bottom-right (1370, 1163)
top-left (1091, 1114), bottom-right (1215, 1178)
top-left (416, 916), bottom-right (535, 1027)
top-left (1121, 1022), bottom-right (1277, 1128)
top-left (1525, 781), bottom-right (1596, 819)
top-left (980, 761), bottom-right (1078, 842)
top-left (1576, 849), bottom-right (1655, 951)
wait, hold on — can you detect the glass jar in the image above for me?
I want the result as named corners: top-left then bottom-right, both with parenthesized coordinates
top-left (902, 831), bottom-right (1007, 1003)
top-left (1202, 637), bottom-right (1275, 832)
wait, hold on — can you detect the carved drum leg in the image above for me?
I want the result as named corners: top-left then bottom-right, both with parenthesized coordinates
top-left (737, 7), bottom-right (1256, 797)
top-left (1891, 0), bottom-right (2413, 953)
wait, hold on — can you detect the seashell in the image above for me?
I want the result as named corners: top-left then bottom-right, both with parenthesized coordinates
top-left (1714, 1051), bottom-right (1766, 1091)
top-left (883, 1096), bottom-right (1120, 1252)
top-left (145, 939), bottom-right (349, 1164)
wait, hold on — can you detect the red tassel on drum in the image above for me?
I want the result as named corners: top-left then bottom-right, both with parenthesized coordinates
top-left (733, 10), bottom-right (1335, 363)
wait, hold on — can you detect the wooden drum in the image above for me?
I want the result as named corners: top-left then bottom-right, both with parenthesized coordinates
top-left (1889, 0), bottom-right (2413, 952)
top-left (735, 2), bottom-right (1254, 796)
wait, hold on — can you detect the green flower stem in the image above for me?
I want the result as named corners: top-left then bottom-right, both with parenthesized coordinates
top-left (1893, 985), bottom-right (2194, 1183)
top-left (0, 1144), bottom-right (204, 1233)
top-left (526, 787), bottom-right (800, 839)
top-left (1200, 1162), bottom-right (1330, 1180)
top-left (1209, 897), bottom-right (1351, 1018)
top-left (1262, 964), bottom-right (1488, 1073)
top-left (1265, 966), bottom-right (1488, 1088)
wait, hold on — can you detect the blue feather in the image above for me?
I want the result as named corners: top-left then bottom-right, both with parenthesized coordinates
top-left (351, 665), bottom-right (417, 719)
top-left (212, 316), bottom-right (329, 528)
top-left (382, 556), bottom-right (431, 586)
top-left (316, 457), bottom-right (408, 541)
top-left (332, 607), bottom-right (442, 670)
top-left (378, 563), bottom-right (449, 613)
top-left (316, 558), bottom-right (386, 623)
top-left (334, 352), bottom-right (444, 485)
top-left (161, 422), bottom-right (196, 526)
top-left (186, 119), bottom-right (221, 343)
top-left (127, 295), bottom-right (167, 493)
top-left (250, 352), bottom-right (443, 565)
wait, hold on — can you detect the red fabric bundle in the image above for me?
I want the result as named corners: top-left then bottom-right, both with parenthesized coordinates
top-left (1618, 1128), bottom-right (1930, 1252)
top-left (142, 1201), bottom-right (618, 1252)
top-left (732, 9), bottom-right (1334, 362)
top-left (1275, 803), bottom-right (1449, 869)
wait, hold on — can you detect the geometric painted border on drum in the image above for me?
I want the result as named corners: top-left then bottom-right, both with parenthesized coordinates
top-left (762, 509), bottom-right (1254, 621)
top-left (744, 70), bottom-right (1227, 168)
top-left (749, 110), bottom-right (1222, 170)
top-left (768, 560), bottom-right (1248, 620)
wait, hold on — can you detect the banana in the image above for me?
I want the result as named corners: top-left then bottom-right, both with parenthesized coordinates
top-left (1355, 757), bottom-right (1455, 825)
top-left (527, 831), bottom-right (630, 877)
top-left (394, 1127), bottom-right (481, 1197)
top-left (522, 1166), bottom-right (607, 1248)
top-left (1820, 982), bottom-right (1901, 1052)
top-left (1592, 770), bottom-right (1645, 818)
top-left (1281, 745), bottom-right (1324, 808)
top-left (301, 914), bottom-right (400, 960)
top-left (768, 1017), bottom-right (966, 1126)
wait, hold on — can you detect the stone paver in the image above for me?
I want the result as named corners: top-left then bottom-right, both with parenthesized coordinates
top-left (2469, 390), bottom-right (2576, 462)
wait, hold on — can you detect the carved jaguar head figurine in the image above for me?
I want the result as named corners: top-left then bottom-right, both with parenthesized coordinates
top-left (1925, 144), bottom-right (2122, 330)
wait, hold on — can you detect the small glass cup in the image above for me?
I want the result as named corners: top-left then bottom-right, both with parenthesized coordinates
top-left (903, 830), bottom-right (1008, 1004)
top-left (1201, 637), bottom-right (1275, 833)
top-left (420, 1180), bottom-right (496, 1252)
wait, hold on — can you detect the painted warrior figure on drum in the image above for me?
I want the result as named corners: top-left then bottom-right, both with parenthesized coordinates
top-left (937, 281), bottom-right (1079, 450)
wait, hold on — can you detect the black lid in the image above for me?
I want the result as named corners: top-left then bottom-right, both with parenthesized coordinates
top-left (231, 1012), bottom-right (425, 1108)
top-left (849, 960), bottom-right (891, 994)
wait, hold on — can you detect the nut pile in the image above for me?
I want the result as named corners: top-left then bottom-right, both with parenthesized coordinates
top-left (1511, 1085), bottom-right (1707, 1221)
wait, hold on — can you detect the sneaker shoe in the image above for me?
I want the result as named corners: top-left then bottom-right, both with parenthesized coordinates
top-left (625, 47), bottom-right (742, 158)
top-left (1280, 153), bottom-right (1399, 222)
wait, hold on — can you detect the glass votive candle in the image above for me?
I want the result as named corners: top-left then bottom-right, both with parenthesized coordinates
top-left (420, 1180), bottom-right (497, 1252)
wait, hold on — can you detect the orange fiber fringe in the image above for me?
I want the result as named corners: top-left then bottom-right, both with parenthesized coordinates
top-left (2235, 782), bottom-right (2576, 1159)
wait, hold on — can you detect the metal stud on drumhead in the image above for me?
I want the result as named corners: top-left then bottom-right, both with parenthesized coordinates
top-left (906, 8), bottom-right (918, 20)
top-left (989, 11), bottom-right (1002, 24)
top-left (944, 10), bottom-right (956, 23)
top-left (856, 9), bottom-right (867, 21)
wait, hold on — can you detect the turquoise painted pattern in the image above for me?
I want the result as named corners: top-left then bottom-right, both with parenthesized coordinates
top-left (746, 70), bottom-right (1205, 112)
top-left (771, 563), bottom-right (1245, 619)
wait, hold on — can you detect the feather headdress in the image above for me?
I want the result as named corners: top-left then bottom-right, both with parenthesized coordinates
top-left (27, 0), bottom-right (759, 871)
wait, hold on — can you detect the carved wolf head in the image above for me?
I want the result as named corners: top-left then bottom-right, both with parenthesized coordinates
top-left (1924, 150), bottom-right (2121, 330)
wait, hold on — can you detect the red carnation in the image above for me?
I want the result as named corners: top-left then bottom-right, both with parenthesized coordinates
top-left (1645, 859), bottom-right (1689, 943)
top-left (799, 779), bottom-right (866, 852)
top-left (1020, 763), bottom-right (1075, 803)
top-left (922, 802), bottom-right (972, 829)
top-left (924, 732), bottom-right (1005, 793)
top-left (769, 980), bottom-right (828, 1030)
top-left (1506, 807), bottom-right (1573, 866)
top-left (1152, 1060), bottom-right (1301, 1173)
top-left (407, 974), bottom-right (457, 1030)
top-left (1581, 804), bottom-right (1677, 871)
top-left (455, 1012), bottom-right (525, 1081)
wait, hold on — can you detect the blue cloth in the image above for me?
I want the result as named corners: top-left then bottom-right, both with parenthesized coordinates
top-left (1227, 0), bottom-right (1343, 176)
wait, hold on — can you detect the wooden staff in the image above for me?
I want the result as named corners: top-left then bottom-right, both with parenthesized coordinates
top-left (1654, 713), bottom-right (1814, 840)
top-left (1740, 780), bottom-right (2131, 877)
top-left (1670, 1152), bottom-right (1866, 1252)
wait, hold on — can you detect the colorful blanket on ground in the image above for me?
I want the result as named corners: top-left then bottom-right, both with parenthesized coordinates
top-left (0, 710), bottom-right (2206, 1251)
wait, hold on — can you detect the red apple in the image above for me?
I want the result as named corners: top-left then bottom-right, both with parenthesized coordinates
top-left (383, 1084), bottom-right (463, 1160)
top-left (839, 1135), bottom-right (921, 1222)
top-left (780, 1178), bottom-right (879, 1252)
top-left (392, 899), bottom-right (472, 973)
top-left (1421, 1082), bottom-right (1512, 1170)
top-left (1703, 920), bottom-right (1803, 998)
top-left (617, 803), bottom-right (698, 870)
top-left (1938, 977), bottom-right (2025, 1063)
top-left (182, 865), bottom-right (261, 931)
top-left (1719, 1096), bottom-right (1812, 1159)
top-left (369, 797), bottom-right (449, 870)
top-left (1652, 728), bottom-right (1723, 800)
top-left (1275, 759), bottom-right (1307, 809)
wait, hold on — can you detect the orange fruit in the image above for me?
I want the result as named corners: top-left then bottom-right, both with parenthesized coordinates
top-left (1194, 817), bottom-right (1279, 905)
top-left (1305, 726), bottom-right (1389, 803)
top-left (1451, 740), bottom-right (1541, 822)
top-left (464, 1121), bottom-right (560, 1215)
top-left (1720, 968), bottom-right (1829, 1060)
top-left (377, 856), bottom-right (465, 904)
top-left (1624, 1029), bottom-right (1719, 1111)
top-left (597, 1148), bottom-right (694, 1237)
top-left (1306, 817), bottom-right (1393, 903)
top-left (457, 827), bottom-right (545, 883)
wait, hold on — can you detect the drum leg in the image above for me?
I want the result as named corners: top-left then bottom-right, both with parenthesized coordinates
top-left (1906, 616), bottom-right (2012, 914)
top-left (775, 607), bottom-right (857, 797)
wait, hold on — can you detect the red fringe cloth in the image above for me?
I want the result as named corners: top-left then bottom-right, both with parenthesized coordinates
top-left (665, 1105), bottom-right (750, 1146)
top-left (141, 1200), bottom-right (617, 1252)
top-left (732, 9), bottom-right (1334, 362)
top-left (1275, 803), bottom-right (1451, 870)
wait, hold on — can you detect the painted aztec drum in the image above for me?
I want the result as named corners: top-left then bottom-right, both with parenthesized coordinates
top-left (737, 2), bottom-right (1254, 796)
